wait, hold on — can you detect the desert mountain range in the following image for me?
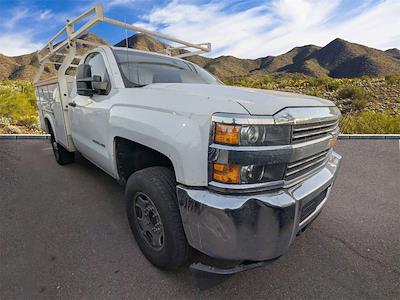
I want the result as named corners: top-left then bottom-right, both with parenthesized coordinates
top-left (1, 33), bottom-right (399, 81)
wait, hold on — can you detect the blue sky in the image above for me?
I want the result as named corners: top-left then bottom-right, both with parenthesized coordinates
top-left (0, 0), bottom-right (399, 58)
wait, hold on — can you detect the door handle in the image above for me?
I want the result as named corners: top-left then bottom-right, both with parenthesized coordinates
top-left (68, 101), bottom-right (76, 107)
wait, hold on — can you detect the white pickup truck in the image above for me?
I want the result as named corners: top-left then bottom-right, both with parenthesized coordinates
top-left (35, 5), bottom-right (341, 281)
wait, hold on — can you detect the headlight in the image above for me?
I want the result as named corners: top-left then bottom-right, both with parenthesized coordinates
top-left (212, 162), bottom-right (286, 184)
top-left (214, 123), bottom-right (291, 146)
top-left (210, 119), bottom-right (291, 185)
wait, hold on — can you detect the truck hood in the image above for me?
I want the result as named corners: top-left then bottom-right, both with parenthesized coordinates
top-left (145, 83), bottom-right (334, 115)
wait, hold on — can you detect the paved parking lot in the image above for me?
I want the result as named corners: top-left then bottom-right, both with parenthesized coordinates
top-left (0, 139), bottom-right (399, 299)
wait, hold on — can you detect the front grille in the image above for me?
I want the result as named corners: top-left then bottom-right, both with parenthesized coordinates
top-left (300, 188), bottom-right (328, 222)
top-left (285, 149), bottom-right (330, 181)
top-left (292, 119), bottom-right (339, 144)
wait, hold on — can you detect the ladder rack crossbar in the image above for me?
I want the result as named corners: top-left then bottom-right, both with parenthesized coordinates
top-left (35, 4), bottom-right (211, 84)
top-left (102, 17), bottom-right (211, 53)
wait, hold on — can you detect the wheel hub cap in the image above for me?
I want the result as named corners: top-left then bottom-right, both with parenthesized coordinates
top-left (133, 192), bottom-right (165, 250)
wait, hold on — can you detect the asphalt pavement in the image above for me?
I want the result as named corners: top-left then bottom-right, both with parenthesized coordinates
top-left (0, 139), bottom-right (399, 299)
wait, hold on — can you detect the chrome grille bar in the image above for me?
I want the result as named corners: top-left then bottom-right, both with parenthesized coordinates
top-left (292, 120), bottom-right (339, 143)
top-left (285, 149), bottom-right (330, 180)
top-left (293, 120), bottom-right (338, 132)
top-left (293, 126), bottom-right (337, 139)
top-left (287, 149), bottom-right (329, 170)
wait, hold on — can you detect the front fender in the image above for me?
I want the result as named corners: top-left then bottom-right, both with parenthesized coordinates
top-left (109, 105), bottom-right (210, 186)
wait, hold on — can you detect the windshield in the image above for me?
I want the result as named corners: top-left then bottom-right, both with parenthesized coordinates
top-left (113, 49), bottom-right (220, 87)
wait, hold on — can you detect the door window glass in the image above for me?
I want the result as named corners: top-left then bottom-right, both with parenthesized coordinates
top-left (85, 52), bottom-right (111, 94)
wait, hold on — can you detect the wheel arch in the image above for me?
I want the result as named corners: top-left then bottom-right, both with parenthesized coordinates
top-left (108, 105), bottom-right (209, 186)
top-left (43, 115), bottom-right (56, 139)
top-left (113, 136), bottom-right (176, 185)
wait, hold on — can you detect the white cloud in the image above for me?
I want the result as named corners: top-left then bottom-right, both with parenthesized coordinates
top-left (327, 0), bottom-right (400, 50)
top-left (4, 8), bottom-right (29, 30)
top-left (131, 22), bottom-right (158, 32)
top-left (136, 0), bottom-right (400, 58)
top-left (39, 9), bottom-right (53, 20)
top-left (105, 0), bottom-right (136, 9)
top-left (0, 5), bottom-right (77, 56)
top-left (0, 33), bottom-right (42, 56)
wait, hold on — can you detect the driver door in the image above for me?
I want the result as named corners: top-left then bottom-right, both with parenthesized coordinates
top-left (69, 51), bottom-right (114, 174)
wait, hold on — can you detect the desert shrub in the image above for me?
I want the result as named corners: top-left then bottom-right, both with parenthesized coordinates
top-left (337, 86), bottom-right (371, 110)
top-left (351, 98), bottom-right (368, 110)
top-left (0, 80), bottom-right (38, 127)
top-left (262, 76), bottom-right (274, 85)
top-left (324, 79), bottom-right (341, 91)
top-left (307, 89), bottom-right (322, 97)
top-left (307, 78), bottom-right (325, 87)
top-left (340, 111), bottom-right (400, 134)
top-left (385, 75), bottom-right (400, 85)
top-left (306, 77), bottom-right (340, 92)
top-left (17, 115), bottom-right (39, 128)
top-left (338, 86), bottom-right (365, 99)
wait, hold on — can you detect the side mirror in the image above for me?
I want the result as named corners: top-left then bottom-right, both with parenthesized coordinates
top-left (76, 64), bottom-right (94, 96)
top-left (92, 75), bottom-right (109, 93)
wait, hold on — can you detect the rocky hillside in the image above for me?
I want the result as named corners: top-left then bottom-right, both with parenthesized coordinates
top-left (0, 53), bottom-right (43, 81)
top-left (259, 45), bottom-right (324, 76)
top-left (386, 48), bottom-right (400, 59)
top-left (1, 34), bottom-right (399, 81)
top-left (0, 34), bottom-right (108, 81)
top-left (307, 38), bottom-right (400, 77)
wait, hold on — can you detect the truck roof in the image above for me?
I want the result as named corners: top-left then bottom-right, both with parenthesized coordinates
top-left (110, 46), bottom-right (193, 61)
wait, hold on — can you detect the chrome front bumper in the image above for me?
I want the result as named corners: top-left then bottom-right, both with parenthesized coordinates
top-left (177, 151), bottom-right (341, 261)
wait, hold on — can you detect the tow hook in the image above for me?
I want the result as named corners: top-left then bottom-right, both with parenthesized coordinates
top-left (190, 258), bottom-right (280, 290)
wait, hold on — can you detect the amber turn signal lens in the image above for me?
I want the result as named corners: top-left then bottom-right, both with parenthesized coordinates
top-left (214, 123), bottom-right (240, 145)
top-left (212, 163), bottom-right (241, 184)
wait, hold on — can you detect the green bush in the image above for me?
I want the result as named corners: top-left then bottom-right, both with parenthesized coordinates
top-left (340, 111), bottom-right (400, 134)
top-left (337, 86), bottom-right (370, 110)
top-left (351, 98), bottom-right (368, 110)
top-left (385, 75), bottom-right (400, 85)
top-left (263, 75), bottom-right (274, 85)
top-left (0, 80), bottom-right (38, 127)
top-left (306, 78), bottom-right (340, 91)
top-left (338, 86), bottom-right (365, 99)
top-left (324, 79), bottom-right (341, 92)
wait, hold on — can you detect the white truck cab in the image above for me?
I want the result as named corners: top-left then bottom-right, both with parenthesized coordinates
top-left (35, 5), bottom-right (341, 283)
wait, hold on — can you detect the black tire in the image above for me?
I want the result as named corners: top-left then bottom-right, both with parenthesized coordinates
top-left (125, 166), bottom-right (190, 270)
top-left (49, 127), bottom-right (74, 165)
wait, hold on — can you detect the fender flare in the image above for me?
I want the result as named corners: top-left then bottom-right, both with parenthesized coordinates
top-left (43, 114), bottom-right (57, 140)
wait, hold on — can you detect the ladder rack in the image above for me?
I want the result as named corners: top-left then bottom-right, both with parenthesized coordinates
top-left (35, 4), bottom-right (211, 84)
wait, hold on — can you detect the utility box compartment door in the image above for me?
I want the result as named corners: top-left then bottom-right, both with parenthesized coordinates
top-left (35, 83), bottom-right (69, 148)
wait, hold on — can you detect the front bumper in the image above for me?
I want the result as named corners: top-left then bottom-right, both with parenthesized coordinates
top-left (177, 151), bottom-right (341, 261)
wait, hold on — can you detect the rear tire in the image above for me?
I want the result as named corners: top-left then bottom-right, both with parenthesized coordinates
top-left (125, 166), bottom-right (190, 270)
top-left (49, 127), bottom-right (74, 165)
